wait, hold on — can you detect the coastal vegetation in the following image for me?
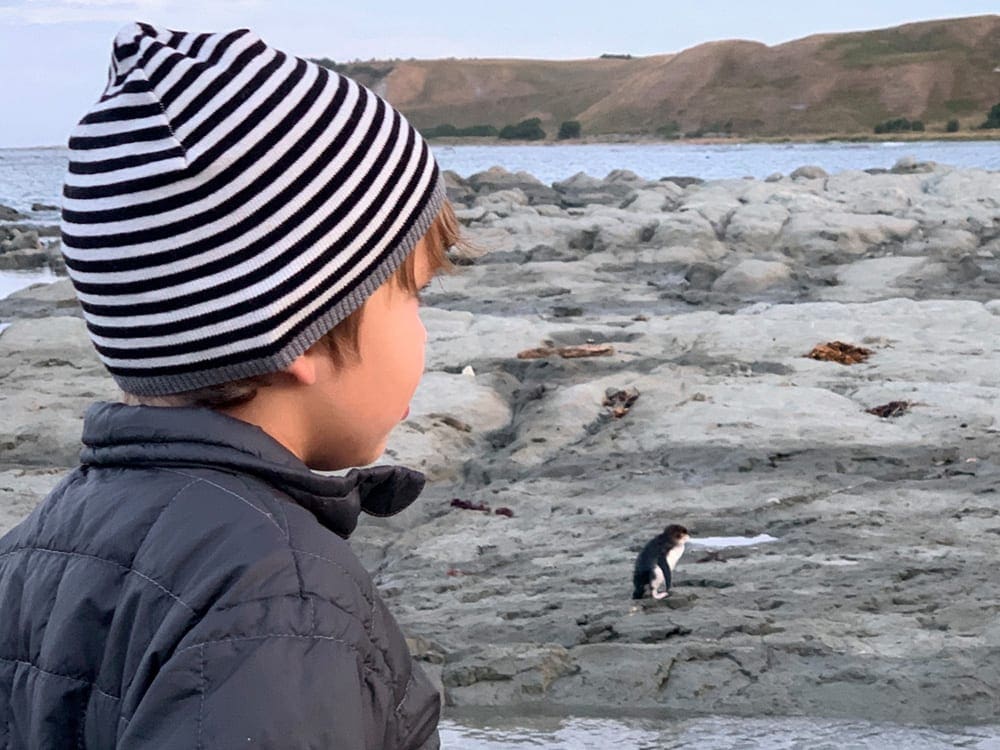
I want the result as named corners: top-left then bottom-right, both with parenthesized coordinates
top-left (656, 121), bottom-right (682, 139)
top-left (557, 121), bottom-right (582, 140)
top-left (498, 118), bottom-right (546, 141)
top-left (874, 117), bottom-right (925, 134)
top-left (421, 124), bottom-right (499, 139)
top-left (981, 103), bottom-right (1000, 129)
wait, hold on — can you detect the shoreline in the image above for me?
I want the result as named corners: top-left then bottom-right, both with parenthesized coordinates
top-left (5, 131), bottom-right (1000, 151)
top-left (424, 131), bottom-right (1000, 147)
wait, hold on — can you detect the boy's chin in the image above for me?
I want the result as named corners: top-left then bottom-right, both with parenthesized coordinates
top-left (309, 441), bottom-right (388, 472)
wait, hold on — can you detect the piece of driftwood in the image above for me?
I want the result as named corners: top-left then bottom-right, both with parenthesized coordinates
top-left (430, 413), bottom-right (472, 432)
top-left (450, 498), bottom-right (490, 512)
top-left (517, 343), bottom-right (615, 360)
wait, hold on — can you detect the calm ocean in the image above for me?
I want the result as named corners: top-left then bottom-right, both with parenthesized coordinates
top-left (2, 140), bottom-right (999, 212)
top-left (439, 714), bottom-right (1000, 749)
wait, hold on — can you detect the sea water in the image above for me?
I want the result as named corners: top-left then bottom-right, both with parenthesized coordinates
top-left (2, 140), bottom-right (999, 211)
top-left (439, 714), bottom-right (1000, 749)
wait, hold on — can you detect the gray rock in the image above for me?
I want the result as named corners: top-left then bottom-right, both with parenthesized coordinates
top-left (0, 278), bottom-right (80, 319)
top-left (648, 210), bottom-right (728, 261)
top-left (5, 167), bottom-right (1000, 726)
top-left (790, 165), bottom-right (829, 181)
top-left (467, 167), bottom-right (560, 206)
top-left (891, 156), bottom-right (937, 174)
top-left (472, 188), bottom-right (530, 216)
top-left (603, 169), bottom-right (650, 186)
top-left (442, 170), bottom-right (475, 205)
top-left (725, 203), bottom-right (789, 253)
top-left (553, 171), bottom-right (637, 208)
top-left (659, 176), bottom-right (703, 188)
top-left (778, 212), bottom-right (919, 262)
top-left (712, 259), bottom-right (792, 294)
top-left (4, 222), bottom-right (60, 238)
top-left (0, 204), bottom-right (26, 221)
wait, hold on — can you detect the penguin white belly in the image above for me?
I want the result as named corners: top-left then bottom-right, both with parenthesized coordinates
top-left (666, 543), bottom-right (685, 571)
top-left (650, 566), bottom-right (668, 599)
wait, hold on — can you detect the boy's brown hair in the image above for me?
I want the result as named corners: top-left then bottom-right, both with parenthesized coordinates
top-left (124, 200), bottom-right (460, 410)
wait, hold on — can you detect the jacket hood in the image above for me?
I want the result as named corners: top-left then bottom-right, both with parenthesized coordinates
top-left (79, 401), bottom-right (425, 538)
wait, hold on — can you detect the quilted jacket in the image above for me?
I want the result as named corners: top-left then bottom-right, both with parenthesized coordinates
top-left (0, 402), bottom-right (440, 749)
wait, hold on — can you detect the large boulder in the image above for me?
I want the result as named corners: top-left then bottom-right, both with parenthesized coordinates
top-left (711, 259), bottom-right (793, 294)
top-left (724, 203), bottom-right (790, 254)
top-left (442, 170), bottom-right (476, 205)
top-left (678, 180), bottom-right (747, 233)
top-left (621, 182), bottom-right (684, 214)
top-left (790, 165), bottom-right (828, 181)
top-left (923, 168), bottom-right (1000, 205)
top-left (825, 171), bottom-right (922, 216)
top-left (0, 204), bottom-right (26, 221)
top-left (552, 172), bottom-right (637, 208)
top-left (647, 210), bottom-right (728, 261)
top-left (777, 212), bottom-right (919, 262)
top-left (472, 188), bottom-right (533, 218)
top-left (467, 167), bottom-right (560, 206)
top-left (0, 317), bottom-right (117, 468)
top-left (0, 278), bottom-right (80, 319)
top-left (816, 256), bottom-right (928, 302)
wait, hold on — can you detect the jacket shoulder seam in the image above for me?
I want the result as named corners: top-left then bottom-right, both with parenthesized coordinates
top-left (176, 632), bottom-right (365, 663)
top-left (0, 656), bottom-right (122, 702)
top-left (159, 468), bottom-right (289, 538)
top-left (0, 546), bottom-right (195, 614)
top-left (290, 548), bottom-right (375, 609)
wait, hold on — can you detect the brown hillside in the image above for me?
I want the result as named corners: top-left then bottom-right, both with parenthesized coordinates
top-left (328, 15), bottom-right (1000, 137)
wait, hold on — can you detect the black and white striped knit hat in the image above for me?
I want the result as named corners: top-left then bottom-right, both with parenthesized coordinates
top-left (61, 22), bottom-right (444, 396)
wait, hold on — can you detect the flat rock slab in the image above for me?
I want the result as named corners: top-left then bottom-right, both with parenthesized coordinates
top-left (3, 166), bottom-right (1000, 725)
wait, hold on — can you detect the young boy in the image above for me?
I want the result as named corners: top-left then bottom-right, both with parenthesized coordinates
top-left (0, 22), bottom-right (458, 749)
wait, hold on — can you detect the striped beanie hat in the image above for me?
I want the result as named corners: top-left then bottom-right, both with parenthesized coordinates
top-left (61, 22), bottom-right (444, 396)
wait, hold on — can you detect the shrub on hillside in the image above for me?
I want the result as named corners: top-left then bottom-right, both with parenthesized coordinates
top-left (980, 103), bottom-right (1000, 129)
top-left (874, 117), bottom-right (923, 134)
top-left (422, 123), bottom-right (458, 138)
top-left (499, 118), bottom-right (546, 141)
top-left (422, 123), bottom-right (499, 139)
top-left (656, 121), bottom-right (681, 139)
top-left (557, 121), bottom-right (582, 140)
top-left (946, 119), bottom-right (960, 133)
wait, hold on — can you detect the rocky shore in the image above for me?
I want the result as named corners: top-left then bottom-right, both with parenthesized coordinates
top-left (2, 159), bottom-right (999, 726)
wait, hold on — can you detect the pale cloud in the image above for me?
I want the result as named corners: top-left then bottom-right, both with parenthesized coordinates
top-left (0, 0), bottom-right (263, 25)
top-left (0, 0), bottom-right (164, 25)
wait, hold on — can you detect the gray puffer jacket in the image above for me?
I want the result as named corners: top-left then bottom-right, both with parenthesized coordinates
top-left (0, 402), bottom-right (440, 749)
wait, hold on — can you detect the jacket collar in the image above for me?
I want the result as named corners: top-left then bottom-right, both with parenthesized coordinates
top-left (79, 401), bottom-right (425, 538)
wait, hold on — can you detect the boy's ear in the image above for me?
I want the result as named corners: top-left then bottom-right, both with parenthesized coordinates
top-left (282, 350), bottom-right (320, 386)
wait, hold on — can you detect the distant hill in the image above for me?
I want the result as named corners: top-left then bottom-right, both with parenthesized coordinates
top-left (316, 15), bottom-right (1000, 139)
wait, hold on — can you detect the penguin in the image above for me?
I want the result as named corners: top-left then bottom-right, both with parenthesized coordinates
top-left (632, 524), bottom-right (690, 600)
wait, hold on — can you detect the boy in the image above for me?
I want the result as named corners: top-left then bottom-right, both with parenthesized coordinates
top-left (0, 22), bottom-right (457, 749)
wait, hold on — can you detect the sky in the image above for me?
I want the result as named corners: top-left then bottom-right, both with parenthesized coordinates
top-left (0, 0), bottom-right (997, 147)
